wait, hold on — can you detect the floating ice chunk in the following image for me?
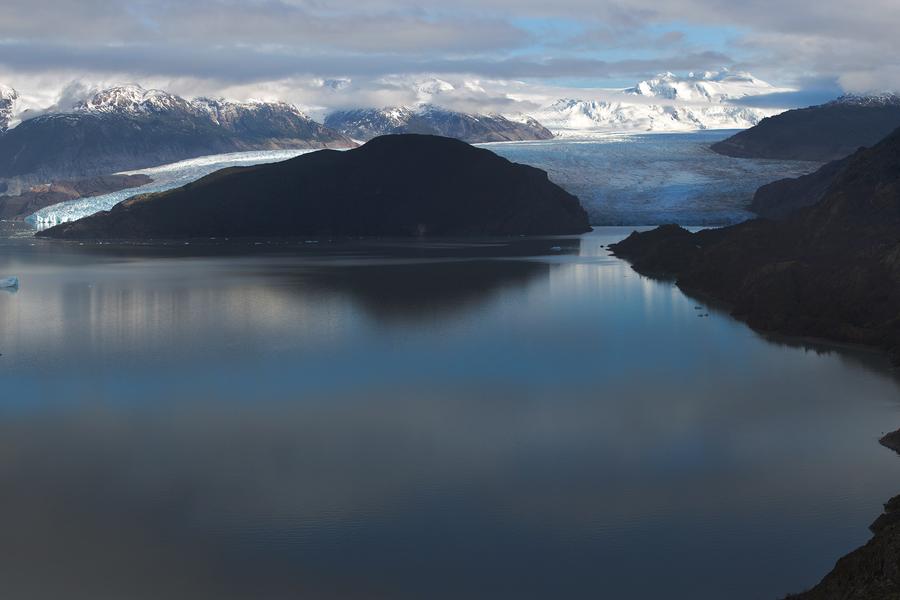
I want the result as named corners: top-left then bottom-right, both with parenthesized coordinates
top-left (0, 276), bottom-right (19, 290)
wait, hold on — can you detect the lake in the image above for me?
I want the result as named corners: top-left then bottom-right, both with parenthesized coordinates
top-left (1, 225), bottom-right (898, 599)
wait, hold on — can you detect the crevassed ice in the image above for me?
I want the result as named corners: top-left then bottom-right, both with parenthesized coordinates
top-left (28, 149), bottom-right (316, 229)
top-left (486, 132), bottom-right (817, 226)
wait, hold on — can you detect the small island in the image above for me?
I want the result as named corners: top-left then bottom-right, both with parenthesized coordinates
top-left (38, 134), bottom-right (591, 240)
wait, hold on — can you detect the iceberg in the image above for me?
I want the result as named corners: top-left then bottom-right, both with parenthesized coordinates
top-left (0, 276), bottom-right (19, 290)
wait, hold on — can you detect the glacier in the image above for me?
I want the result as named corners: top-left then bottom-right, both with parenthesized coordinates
top-left (483, 131), bottom-right (817, 225)
top-left (28, 149), bottom-right (316, 228)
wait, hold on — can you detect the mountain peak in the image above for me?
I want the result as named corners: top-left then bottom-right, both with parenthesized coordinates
top-left (625, 70), bottom-right (774, 103)
top-left (0, 84), bottom-right (17, 100)
top-left (0, 84), bottom-right (18, 133)
top-left (75, 85), bottom-right (189, 114)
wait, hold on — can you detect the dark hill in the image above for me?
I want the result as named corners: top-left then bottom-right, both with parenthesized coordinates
top-left (711, 98), bottom-right (900, 161)
top-left (750, 154), bottom-right (854, 220)
top-left (38, 135), bottom-right (590, 240)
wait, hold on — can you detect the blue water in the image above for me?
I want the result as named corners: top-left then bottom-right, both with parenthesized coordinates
top-left (1, 226), bottom-right (898, 599)
top-left (486, 131), bottom-right (817, 225)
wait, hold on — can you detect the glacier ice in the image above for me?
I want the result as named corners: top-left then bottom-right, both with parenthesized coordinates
top-left (485, 132), bottom-right (818, 226)
top-left (28, 149), bottom-right (317, 228)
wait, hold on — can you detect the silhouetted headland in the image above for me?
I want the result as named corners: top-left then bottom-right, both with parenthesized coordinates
top-left (39, 134), bottom-right (591, 240)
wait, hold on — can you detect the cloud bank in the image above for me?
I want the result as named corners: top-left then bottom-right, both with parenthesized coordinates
top-left (0, 0), bottom-right (898, 113)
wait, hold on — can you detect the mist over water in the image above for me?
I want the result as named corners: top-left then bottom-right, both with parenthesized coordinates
top-left (1, 228), bottom-right (898, 599)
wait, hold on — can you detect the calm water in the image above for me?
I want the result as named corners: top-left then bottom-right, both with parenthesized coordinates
top-left (486, 132), bottom-right (817, 225)
top-left (1, 225), bottom-right (899, 599)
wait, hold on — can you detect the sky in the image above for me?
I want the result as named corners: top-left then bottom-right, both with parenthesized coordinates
top-left (1, 0), bottom-right (898, 113)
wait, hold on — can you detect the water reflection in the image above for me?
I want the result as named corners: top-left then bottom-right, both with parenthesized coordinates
top-left (1, 229), bottom-right (899, 600)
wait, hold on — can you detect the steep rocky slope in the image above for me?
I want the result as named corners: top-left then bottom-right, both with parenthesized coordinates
top-left (711, 95), bottom-right (900, 161)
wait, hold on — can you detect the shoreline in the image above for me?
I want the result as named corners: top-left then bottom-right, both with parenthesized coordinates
top-left (786, 430), bottom-right (900, 599)
top-left (611, 248), bottom-right (900, 373)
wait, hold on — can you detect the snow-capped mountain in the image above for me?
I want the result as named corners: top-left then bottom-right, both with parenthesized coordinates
top-left (532, 70), bottom-right (789, 137)
top-left (624, 70), bottom-right (779, 103)
top-left (325, 104), bottom-right (553, 143)
top-left (0, 85), bottom-right (355, 184)
top-left (827, 93), bottom-right (900, 107)
top-left (325, 107), bottom-right (416, 141)
top-left (414, 78), bottom-right (456, 98)
top-left (0, 84), bottom-right (18, 134)
top-left (376, 76), bottom-right (459, 104)
top-left (536, 98), bottom-right (776, 136)
top-left (74, 85), bottom-right (193, 114)
top-left (75, 85), bottom-right (327, 132)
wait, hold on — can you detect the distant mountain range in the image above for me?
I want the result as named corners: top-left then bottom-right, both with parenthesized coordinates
top-left (711, 93), bottom-right (900, 161)
top-left (532, 70), bottom-right (788, 136)
top-left (3, 74), bottom-right (900, 192)
top-left (324, 105), bottom-right (553, 143)
top-left (0, 85), bottom-right (355, 187)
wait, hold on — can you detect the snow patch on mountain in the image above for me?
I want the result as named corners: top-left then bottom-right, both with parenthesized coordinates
top-left (74, 85), bottom-right (316, 123)
top-left (0, 84), bottom-right (18, 133)
top-left (417, 78), bottom-right (455, 95)
top-left (75, 85), bottom-right (192, 114)
top-left (324, 104), bottom-right (553, 143)
top-left (828, 93), bottom-right (900, 107)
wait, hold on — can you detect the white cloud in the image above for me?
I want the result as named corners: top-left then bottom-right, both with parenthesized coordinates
top-left (0, 0), bottom-right (898, 110)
